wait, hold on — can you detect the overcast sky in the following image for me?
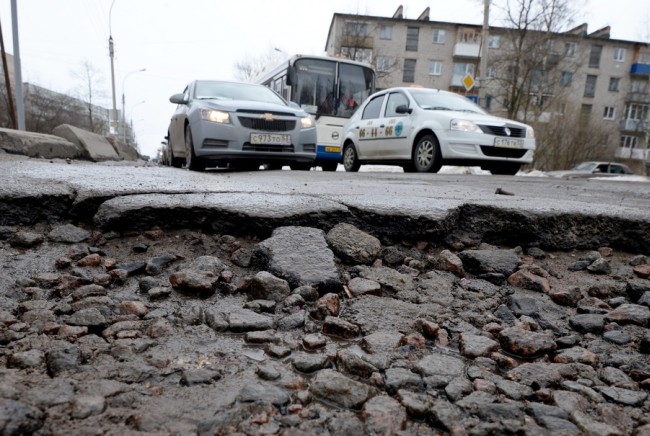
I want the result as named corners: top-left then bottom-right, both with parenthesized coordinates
top-left (1, 0), bottom-right (649, 159)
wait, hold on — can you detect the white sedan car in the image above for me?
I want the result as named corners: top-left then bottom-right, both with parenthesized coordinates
top-left (341, 87), bottom-right (535, 175)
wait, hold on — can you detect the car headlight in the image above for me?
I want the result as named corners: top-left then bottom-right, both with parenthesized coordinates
top-left (526, 127), bottom-right (535, 138)
top-left (450, 119), bottom-right (481, 133)
top-left (300, 116), bottom-right (314, 129)
top-left (201, 109), bottom-right (230, 124)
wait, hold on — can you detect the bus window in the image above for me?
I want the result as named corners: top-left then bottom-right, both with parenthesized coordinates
top-left (293, 59), bottom-right (336, 116)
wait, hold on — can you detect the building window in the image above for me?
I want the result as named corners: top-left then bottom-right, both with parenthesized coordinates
top-left (608, 77), bottom-right (620, 92)
top-left (589, 45), bottom-right (603, 68)
top-left (580, 104), bottom-right (592, 125)
top-left (584, 75), bottom-right (597, 97)
top-left (376, 56), bottom-right (390, 72)
top-left (340, 47), bottom-right (372, 64)
top-left (614, 47), bottom-right (626, 62)
top-left (432, 29), bottom-right (446, 44)
top-left (624, 103), bottom-right (649, 121)
top-left (621, 135), bottom-right (638, 149)
top-left (379, 25), bottom-right (393, 40)
top-left (452, 63), bottom-right (475, 87)
top-left (406, 27), bottom-right (419, 51)
top-left (487, 65), bottom-right (497, 78)
top-left (603, 106), bottom-right (616, 119)
top-left (565, 42), bottom-right (576, 57)
top-left (459, 28), bottom-right (480, 44)
top-left (428, 60), bottom-right (442, 76)
top-left (403, 59), bottom-right (417, 82)
top-left (488, 35), bottom-right (500, 48)
top-left (631, 79), bottom-right (649, 93)
top-left (345, 22), bottom-right (368, 37)
top-left (561, 71), bottom-right (573, 87)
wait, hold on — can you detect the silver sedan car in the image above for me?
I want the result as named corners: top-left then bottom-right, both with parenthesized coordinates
top-left (167, 80), bottom-right (317, 171)
top-left (341, 87), bottom-right (535, 175)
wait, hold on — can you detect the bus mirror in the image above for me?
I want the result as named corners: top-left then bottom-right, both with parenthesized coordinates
top-left (287, 66), bottom-right (296, 86)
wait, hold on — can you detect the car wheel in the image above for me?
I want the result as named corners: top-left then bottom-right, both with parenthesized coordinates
top-left (486, 162), bottom-right (521, 175)
top-left (184, 128), bottom-right (206, 172)
top-left (342, 144), bottom-right (360, 172)
top-left (290, 162), bottom-right (312, 171)
top-left (412, 134), bottom-right (441, 173)
top-left (321, 162), bottom-right (338, 172)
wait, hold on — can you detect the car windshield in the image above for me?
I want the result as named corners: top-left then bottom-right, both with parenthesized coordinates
top-left (194, 81), bottom-right (286, 105)
top-left (409, 89), bottom-right (485, 114)
top-left (573, 162), bottom-right (597, 171)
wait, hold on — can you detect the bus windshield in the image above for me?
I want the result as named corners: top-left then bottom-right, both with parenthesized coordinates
top-left (293, 58), bottom-right (374, 118)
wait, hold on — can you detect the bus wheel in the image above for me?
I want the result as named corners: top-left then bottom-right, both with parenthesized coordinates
top-left (343, 144), bottom-right (360, 172)
top-left (321, 162), bottom-right (338, 172)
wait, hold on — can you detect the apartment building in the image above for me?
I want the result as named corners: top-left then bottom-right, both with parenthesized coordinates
top-left (325, 5), bottom-right (650, 170)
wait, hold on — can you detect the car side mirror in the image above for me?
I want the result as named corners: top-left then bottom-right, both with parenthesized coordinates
top-left (396, 105), bottom-right (412, 114)
top-left (169, 93), bottom-right (188, 104)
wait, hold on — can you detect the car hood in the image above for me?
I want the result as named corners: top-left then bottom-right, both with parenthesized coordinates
top-left (193, 99), bottom-right (306, 116)
top-left (421, 109), bottom-right (530, 127)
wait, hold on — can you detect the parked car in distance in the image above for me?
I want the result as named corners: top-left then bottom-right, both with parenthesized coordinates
top-left (166, 80), bottom-right (317, 171)
top-left (340, 87), bottom-right (535, 175)
top-left (547, 161), bottom-right (635, 179)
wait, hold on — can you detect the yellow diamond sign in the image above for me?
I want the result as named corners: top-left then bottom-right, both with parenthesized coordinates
top-left (462, 74), bottom-right (475, 91)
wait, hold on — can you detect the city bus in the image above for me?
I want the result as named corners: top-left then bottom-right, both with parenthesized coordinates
top-left (257, 54), bottom-right (376, 171)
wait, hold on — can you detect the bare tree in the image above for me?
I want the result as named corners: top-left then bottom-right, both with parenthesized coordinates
top-left (69, 60), bottom-right (107, 134)
top-left (335, 16), bottom-right (401, 85)
top-left (487, 0), bottom-right (584, 121)
top-left (234, 49), bottom-right (285, 83)
top-left (531, 101), bottom-right (615, 170)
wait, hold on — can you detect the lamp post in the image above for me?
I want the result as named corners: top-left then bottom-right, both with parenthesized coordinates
top-left (121, 68), bottom-right (146, 142)
top-left (109, 0), bottom-right (117, 136)
top-left (127, 100), bottom-right (145, 145)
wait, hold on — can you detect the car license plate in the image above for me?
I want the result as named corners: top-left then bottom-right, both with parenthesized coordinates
top-left (324, 146), bottom-right (340, 153)
top-left (494, 137), bottom-right (524, 148)
top-left (250, 133), bottom-right (291, 145)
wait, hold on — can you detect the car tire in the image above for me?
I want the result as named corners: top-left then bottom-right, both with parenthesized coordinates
top-left (412, 134), bottom-right (442, 173)
top-left (184, 128), bottom-right (206, 172)
top-left (290, 163), bottom-right (312, 171)
top-left (321, 162), bottom-right (338, 172)
top-left (485, 162), bottom-right (521, 175)
top-left (342, 144), bottom-right (360, 172)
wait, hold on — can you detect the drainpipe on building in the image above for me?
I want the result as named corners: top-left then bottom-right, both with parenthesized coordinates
top-left (478, 0), bottom-right (490, 109)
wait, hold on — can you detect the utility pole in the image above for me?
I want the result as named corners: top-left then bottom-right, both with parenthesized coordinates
top-left (478, 0), bottom-right (490, 109)
top-left (10, 0), bottom-right (25, 130)
top-left (0, 16), bottom-right (17, 129)
top-left (109, 0), bottom-right (118, 136)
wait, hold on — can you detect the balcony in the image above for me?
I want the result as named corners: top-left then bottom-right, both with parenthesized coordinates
top-left (616, 147), bottom-right (649, 161)
top-left (620, 119), bottom-right (649, 132)
top-left (626, 91), bottom-right (650, 104)
top-left (453, 43), bottom-right (480, 58)
top-left (630, 63), bottom-right (650, 76)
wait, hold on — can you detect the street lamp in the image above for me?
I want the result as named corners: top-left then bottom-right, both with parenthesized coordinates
top-left (109, 0), bottom-right (117, 136)
top-left (121, 68), bottom-right (146, 141)
top-left (127, 100), bottom-right (145, 145)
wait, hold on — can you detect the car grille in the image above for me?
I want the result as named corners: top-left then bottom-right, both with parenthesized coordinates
top-left (238, 116), bottom-right (296, 132)
top-left (479, 125), bottom-right (526, 138)
top-left (242, 143), bottom-right (295, 153)
top-left (480, 146), bottom-right (527, 158)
